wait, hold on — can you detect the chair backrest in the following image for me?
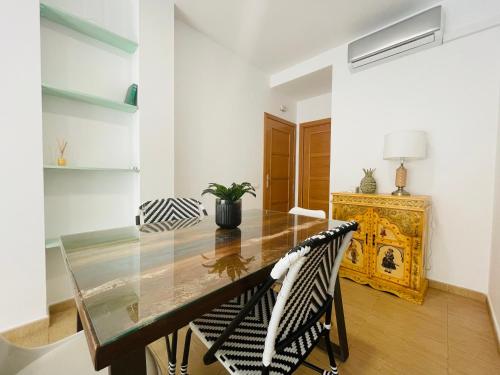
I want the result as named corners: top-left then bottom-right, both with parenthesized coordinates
top-left (262, 221), bottom-right (357, 366)
top-left (289, 206), bottom-right (326, 219)
top-left (137, 197), bottom-right (207, 225)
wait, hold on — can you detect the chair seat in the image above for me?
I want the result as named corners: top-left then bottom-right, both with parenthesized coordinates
top-left (190, 285), bottom-right (324, 375)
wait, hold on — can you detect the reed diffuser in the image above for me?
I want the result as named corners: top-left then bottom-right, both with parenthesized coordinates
top-left (57, 139), bottom-right (68, 166)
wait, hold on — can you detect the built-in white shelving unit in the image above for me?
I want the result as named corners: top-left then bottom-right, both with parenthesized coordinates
top-left (42, 84), bottom-right (138, 113)
top-left (44, 165), bottom-right (140, 172)
top-left (40, 0), bottom-right (140, 258)
top-left (40, 2), bottom-right (138, 54)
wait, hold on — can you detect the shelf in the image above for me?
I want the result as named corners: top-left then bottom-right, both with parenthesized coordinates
top-left (42, 84), bottom-right (138, 113)
top-left (44, 165), bottom-right (140, 173)
top-left (40, 3), bottom-right (138, 54)
top-left (45, 238), bottom-right (60, 249)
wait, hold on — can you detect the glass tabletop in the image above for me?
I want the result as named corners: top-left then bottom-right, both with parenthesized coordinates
top-left (60, 209), bottom-right (346, 347)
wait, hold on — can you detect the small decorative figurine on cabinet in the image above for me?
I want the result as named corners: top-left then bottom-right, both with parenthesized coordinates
top-left (360, 168), bottom-right (377, 193)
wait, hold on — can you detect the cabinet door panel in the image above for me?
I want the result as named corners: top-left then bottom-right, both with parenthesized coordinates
top-left (333, 204), bottom-right (371, 275)
top-left (371, 209), bottom-right (412, 287)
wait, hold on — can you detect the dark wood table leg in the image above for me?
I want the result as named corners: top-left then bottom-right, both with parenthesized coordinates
top-left (76, 311), bottom-right (83, 332)
top-left (331, 276), bottom-right (349, 361)
top-left (108, 347), bottom-right (147, 375)
top-left (318, 276), bottom-right (349, 361)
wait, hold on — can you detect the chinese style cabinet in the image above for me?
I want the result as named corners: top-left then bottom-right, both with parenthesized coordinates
top-left (332, 193), bottom-right (431, 304)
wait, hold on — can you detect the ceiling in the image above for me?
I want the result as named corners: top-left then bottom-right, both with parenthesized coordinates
top-left (174, 0), bottom-right (441, 74)
top-left (273, 66), bottom-right (332, 101)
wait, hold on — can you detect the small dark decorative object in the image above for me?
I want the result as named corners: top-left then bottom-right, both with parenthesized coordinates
top-left (202, 182), bottom-right (256, 228)
top-left (124, 83), bottom-right (138, 106)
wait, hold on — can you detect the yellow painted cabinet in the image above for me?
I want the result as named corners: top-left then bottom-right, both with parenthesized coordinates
top-left (332, 193), bottom-right (431, 304)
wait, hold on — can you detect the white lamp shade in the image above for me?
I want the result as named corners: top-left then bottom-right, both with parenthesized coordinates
top-left (383, 130), bottom-right (427, 160)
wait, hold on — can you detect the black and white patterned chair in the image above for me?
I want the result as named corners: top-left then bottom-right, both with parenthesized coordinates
top-left (136, 197), bottom-right (207, 225)
top-left (180, 221), bottom-right (358, 375)
top-left (136, 197), bottom-right (207, 374)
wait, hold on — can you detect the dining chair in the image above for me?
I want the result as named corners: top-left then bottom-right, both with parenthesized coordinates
top-left (289, 206), bottom-right (326, 219)
top-left (136, 197), bottom-right (208, 225)
top-left (0, 331), bottom-right (160, 375)
top-left (179, 221), bottom-right (357, 375)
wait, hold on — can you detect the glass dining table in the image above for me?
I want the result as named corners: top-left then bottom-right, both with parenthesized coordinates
top-left (60, 209), bottom-right (350, 374)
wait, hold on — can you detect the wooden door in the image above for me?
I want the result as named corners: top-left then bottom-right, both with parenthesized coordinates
top-left (263, 113), bottom-right (296, 212)
top-left (298, 119), bottom-right (331, 214)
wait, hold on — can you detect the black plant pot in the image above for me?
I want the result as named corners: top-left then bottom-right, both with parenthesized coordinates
top-left (215, 199), bottom-right (242, 229)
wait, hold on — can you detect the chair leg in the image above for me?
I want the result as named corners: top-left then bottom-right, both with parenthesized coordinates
top-left (303, 301), bottom-right (339, 375)
top-left (301, 331), bottom-right (339, 375)
top-left (324, 331), bottom-right (339, 375)
top-left (323, 301), bottom-right (339, 375)
top-left (165, 330), bottom-right (178, 375)
top-left (180, 328), bottom-right (193, 375)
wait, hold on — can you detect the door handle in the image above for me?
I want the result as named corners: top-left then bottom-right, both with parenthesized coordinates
top-left (266, 174), bottom-right (270, 189)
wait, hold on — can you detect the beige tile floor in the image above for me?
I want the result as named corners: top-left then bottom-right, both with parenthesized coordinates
top-left (6, 279), bottom-right (500, 374)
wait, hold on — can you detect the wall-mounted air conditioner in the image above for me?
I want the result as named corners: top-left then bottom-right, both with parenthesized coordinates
top-left (348, 6), bottom-right (443, 71)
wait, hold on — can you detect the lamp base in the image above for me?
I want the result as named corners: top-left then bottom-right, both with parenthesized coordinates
top-left (392, 187), bottom-right (410, 196)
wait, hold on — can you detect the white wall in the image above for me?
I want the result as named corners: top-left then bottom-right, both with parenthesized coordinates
top-left (297, 93), bottom-right (332, 124)
top-left (139, 0), bottom-right (175, 202)
top-left (0, 1), bottom-right (46, 331)
top-left (488, 93), bottom-right (500, 343)
top-left (174, 20), bottom-right (296, 213)
top-left (271, 0), bottom-right (500, 293)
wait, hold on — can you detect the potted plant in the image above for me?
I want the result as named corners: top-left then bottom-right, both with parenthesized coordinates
top-left (202, 182), bottom-right (256, 229)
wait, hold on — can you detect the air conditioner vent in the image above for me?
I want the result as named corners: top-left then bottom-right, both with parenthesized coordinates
top-left (348, 6), bottom-right (443, 70)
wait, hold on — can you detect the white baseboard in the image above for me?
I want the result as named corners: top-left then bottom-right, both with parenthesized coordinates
top-left (487, 296), bottom-right (500, 353)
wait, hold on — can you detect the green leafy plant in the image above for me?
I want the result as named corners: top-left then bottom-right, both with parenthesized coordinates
top-left (202, 182), bottom-right (256, 202)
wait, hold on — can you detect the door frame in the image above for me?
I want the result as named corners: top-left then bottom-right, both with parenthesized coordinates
top-left (298, 117), bottom-right (331, 207)
top-left (262, 112), bottom-right (296, 211)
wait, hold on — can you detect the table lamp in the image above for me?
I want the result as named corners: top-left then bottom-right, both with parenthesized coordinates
top-left (383, 130), bottom-right (426, 196)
